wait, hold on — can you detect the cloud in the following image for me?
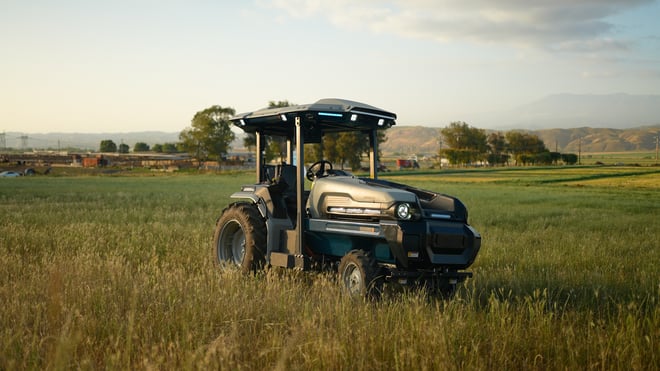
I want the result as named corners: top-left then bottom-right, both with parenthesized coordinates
top-left (580, 70), bottom-right (618, 79)
top-left (554, 38), bottom-right (631, 53)
top-left (266, 0), bottom-right (653, 51)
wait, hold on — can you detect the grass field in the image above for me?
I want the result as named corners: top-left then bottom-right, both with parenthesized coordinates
top-left (1, 166), bottom-right (659, 370)
top-left (579, 151), bottom-right (659, 166)
top-left (381, 150), bottom-right (660, 169)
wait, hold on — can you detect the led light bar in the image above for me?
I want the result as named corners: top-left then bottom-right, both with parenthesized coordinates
top-left (318, 112), bottom-right (343, 118)
top-left (328, 207), bottom-right (381, 216)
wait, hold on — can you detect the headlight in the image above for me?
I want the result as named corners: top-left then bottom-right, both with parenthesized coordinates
top-left (396, 203), bottom-right (412, 220)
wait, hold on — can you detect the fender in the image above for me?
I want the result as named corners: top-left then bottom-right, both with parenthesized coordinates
top-left (229, 188), bottom-right (294, 261)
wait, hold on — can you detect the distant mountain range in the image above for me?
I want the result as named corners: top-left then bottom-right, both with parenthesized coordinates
top-left (488, 93), bottom-right (660, 130)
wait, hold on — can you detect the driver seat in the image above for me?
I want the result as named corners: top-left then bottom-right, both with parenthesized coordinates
top-left (271, 164), bottom-right (298, 220)
top-left (275, 164), bottom-right (296, 192)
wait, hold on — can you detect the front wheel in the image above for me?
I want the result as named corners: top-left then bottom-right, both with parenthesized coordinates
top-left (338, 250), bottom-right (383, 299)
top-left (213, 203), bottom-right (266, 273)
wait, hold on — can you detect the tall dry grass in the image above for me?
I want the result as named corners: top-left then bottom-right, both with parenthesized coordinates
top-left (1, 171), bottom-right (658, 369)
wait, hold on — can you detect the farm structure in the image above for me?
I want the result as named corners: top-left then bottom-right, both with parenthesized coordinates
top-left (396, 158), bottom-right (420, 170)
top-left (0, 152), bottom-right (253, 171)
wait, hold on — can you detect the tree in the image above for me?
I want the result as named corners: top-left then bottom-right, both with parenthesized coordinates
top-left (243, 100), bottom-right (293, 163)
top-left (549, 151), bottom-right (562, 165)
top-left (152, 144), bottom-right (163, 153)
top-left (487, 132), bottom-right (509, 166)
top-left (533, 151), bottom-right (553, 165)
top-left (439, 122), bottom-right (488, 166)
top-left (263, 101), bottom-right (292, 163)
top-left (561, 153), bottom-right (578, 165)
top-left (304, 143), bottom-right (323, 164)
top-left (162, 143), bottom-right (178, 153)
top-left (134, 142), bottom-right (150, 152)
top-left (374, 130), bottom-right (388, 162)
top-left (320, 130), bottom-right (387, 170)
top-left (336, 132), bottom-right (365, 170)
top-left (505, 131), bottom-right (548, 165)
top-left (99, 140), bottom-right (117, 153)
top-left (267, 138), bottom-right (286, 163)
top-left (118, 143), bottom-right (129, 154)
top-left (180, 105), bottom-right (236, 161)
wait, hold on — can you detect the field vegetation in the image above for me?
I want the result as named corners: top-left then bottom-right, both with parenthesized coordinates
top-left (1, 167), bottom-right (658, 370)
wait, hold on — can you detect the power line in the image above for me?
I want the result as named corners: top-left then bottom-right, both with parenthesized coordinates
top-left (18, 135), bottom-right (28, 150)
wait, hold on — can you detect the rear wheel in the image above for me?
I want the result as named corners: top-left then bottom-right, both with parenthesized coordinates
top-left (213, 203), bottom-right (266, 273)
top-left (338, 250), bottom-right (383, 299)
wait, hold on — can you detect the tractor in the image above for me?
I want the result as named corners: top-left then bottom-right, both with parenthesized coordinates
top-left (213, 98), bottom-right (481, 297)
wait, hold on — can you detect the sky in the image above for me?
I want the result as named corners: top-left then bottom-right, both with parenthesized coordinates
top-left (1, 0), bottom-right (659, 133)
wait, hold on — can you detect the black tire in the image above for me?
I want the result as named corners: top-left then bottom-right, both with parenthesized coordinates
top-left (213, 203), bottom-right (266, 273)
top-left (338, 250), bottom-right (383, 299)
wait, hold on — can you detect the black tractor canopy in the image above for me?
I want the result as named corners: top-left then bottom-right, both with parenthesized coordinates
top-left (230, 98), bottom-right (396, 139)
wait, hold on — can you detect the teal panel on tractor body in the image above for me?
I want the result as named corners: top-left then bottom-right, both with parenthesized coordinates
top-left (305, 231), bottom-right (395, 264)
top-left (372, 241), bottom-right (394, 263)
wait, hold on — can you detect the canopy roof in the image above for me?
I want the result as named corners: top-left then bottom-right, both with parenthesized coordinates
top-left (230, 98), bottom-right (396, 138)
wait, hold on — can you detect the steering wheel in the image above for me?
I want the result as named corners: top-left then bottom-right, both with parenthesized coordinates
top-left (306, 160), bottom-right (333, 181)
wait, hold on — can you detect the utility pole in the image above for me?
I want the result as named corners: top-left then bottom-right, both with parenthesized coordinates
top-left (438, 137), bottom-right (444, 168)
top-left (19, 135), bottom-right (28, 150)
top-left (456, 134), bottom-right (462, 167)
top-left (578, 137), bottom-right (582, 165)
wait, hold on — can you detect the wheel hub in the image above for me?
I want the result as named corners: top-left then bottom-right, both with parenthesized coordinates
top-left (344, 263), bottom-right (363, 295)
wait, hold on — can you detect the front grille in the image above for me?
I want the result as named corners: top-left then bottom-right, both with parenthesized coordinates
top-left (427, 233), bottom-right (465, 255)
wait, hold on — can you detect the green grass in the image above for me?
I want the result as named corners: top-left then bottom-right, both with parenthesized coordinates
top-left (579, 151), bottom-right (659, 166)
top-left (384, 165), bottom-right (660, 189)
top-left (1, 169), bottom-right (659, 370)
top-left (381, 150), bottom-right (660, 168)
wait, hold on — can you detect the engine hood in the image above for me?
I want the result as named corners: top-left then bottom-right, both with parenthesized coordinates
top-left (307, 176), bottom-right (468, 222)
top-left (307, 176), bottom-right (418, 219)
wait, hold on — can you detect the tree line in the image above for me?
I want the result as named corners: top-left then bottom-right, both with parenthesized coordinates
top-left (98, 104), bottom-right (235, 158)
top-left (98, 101), bottom-right (384, 170)
top-left (98, 104), bottom-right (578, 168)
top-left (440, 121), bottom-right (578, 166)
top-left (99, 140), bottom-right (183, 154)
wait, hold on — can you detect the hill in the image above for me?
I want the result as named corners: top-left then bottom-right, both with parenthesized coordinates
top-left (380, 126), bottom-right (440, 155)
top-left (532, 127), bottom-right (660, 153)
top-left (382, 125), bottom-right (660, 155)
top-left (2, 131), bottom-right (181, 151)
top-left (4, 125), bottom-right (658, 156)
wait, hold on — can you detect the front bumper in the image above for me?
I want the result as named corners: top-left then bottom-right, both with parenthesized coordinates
top-left (382, 219), bottom-right (481, 269)
top-left (306, 217), bottom-right (481, 270)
